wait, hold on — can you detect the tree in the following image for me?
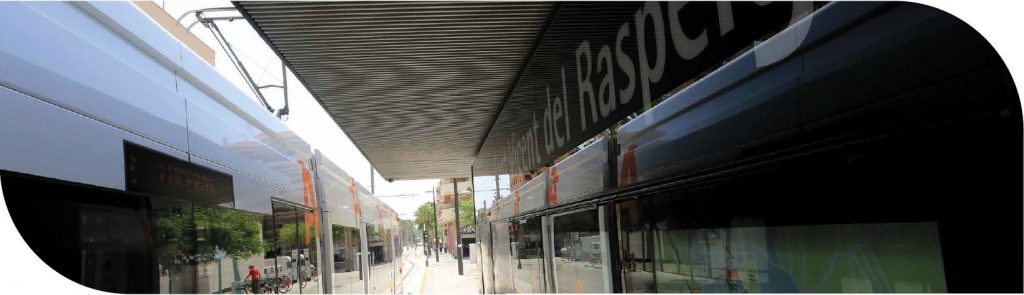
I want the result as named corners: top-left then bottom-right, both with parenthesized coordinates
top-left (151, 204), bottom-right (274, 293)
top-left (277, 221), bottom-right (317, 248)
top-left (414, 202), bottom-right (436, 241)
top-left (153, 205), bottom-right (266, 276)
top-left (458, 193), bottom-right (475, 227)
top-left (194, 206), bottom-right (266, 261)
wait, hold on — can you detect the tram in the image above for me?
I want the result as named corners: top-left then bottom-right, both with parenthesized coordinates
top-left (0, 2), bottom-right (403, 294)
top-left (478, 2), bottom-right (1021, 293)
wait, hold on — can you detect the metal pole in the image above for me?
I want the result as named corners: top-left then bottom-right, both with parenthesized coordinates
top-left (370, 167), bottom-right (375, 195)
top-left (359, 222), bottom-right (370, 294)
top-left (281, 62), bottom-right (289, 118)
top-left (432, 187), bottom-right (439, 263)
top-left (494, 174), bottom-right (501, 202)
top-left (454, 179), bottom-right (464, 275)
top-left (470, 166), bottom-right (477, 225)
top-left (311, 151), bottom-right (334, 293)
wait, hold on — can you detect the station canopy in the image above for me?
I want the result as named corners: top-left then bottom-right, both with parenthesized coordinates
top-left (235, 1), bottom-right (812, 180)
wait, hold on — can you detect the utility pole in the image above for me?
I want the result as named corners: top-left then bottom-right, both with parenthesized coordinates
top-left (454, 179), bottom-right (463, 275)
top-left (494, 174), bottom-right (501, 203)
top-left (470, 166), bottom-right (477, 225)
top-left (431, 187), bottom-right (439, 263)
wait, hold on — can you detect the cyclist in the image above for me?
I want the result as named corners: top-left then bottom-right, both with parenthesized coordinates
top-left (243, 264), bottom-right (261, 293)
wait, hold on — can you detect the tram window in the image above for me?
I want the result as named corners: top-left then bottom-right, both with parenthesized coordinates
top-left (3, 173), bottom-right (157, 293)
top-left (615, 199), bottom-right (655, 293)
top-left (332, 225), bottom-right (362, 294)
top-left (151, 197), bottom-right (198, 293)
top-left (552, 209), bottom-right (608, 293)
top-left (270, 201), bottom-right (324, 293)
top-left (510, 218), bottom-right (544, 293)
top-left (192, 205), bottom-right (268, 294)
top-left (5, 173), bottom-right (274, 294)
top-left (152, 200), bottom-right (264, 294)
top-left (612, 191), bottom-right (948, 293)
top-left (368, 224), bottom-right (394, 294)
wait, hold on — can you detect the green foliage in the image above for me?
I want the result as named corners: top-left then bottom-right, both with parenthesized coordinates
top-left (153, 206), bottom-right (195, 275)
top-left (414, 202), bottom-right (436, 240)
top-left (277, 221), bottom-right (317, 248)
top-left (458, 194), bottom-right (475, 227)
top-left (153, 205), bottom-right (266, 275)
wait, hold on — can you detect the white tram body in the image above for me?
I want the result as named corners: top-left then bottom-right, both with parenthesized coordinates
top-left (0, 2), bottom-right (402, 294)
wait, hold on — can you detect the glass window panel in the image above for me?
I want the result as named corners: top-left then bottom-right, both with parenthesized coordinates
top-left (616, 199), bottom-right (655, 293)
top-left (643, 193), bottom-right (948, 293)
top-left (369, 225), bottom-right (394, 294)
top-left (491, 221), bottom-right (515, 293)
top-left (332, 225), bottom-right (363, 294)
top-left (297, 207), bottom-right (321, 294)
top-left (152, 198), bottom-right (197, 294)
top-left (511, 218), bottom-right (545, 293)
top-left (271, 202), bottom-right (304, 294)
top-left (552, 209), bottom-right (608, 293)
top-left (3, 174), bottom-right (159, 293)
top-left (191, 206), bottom-right (269, 294)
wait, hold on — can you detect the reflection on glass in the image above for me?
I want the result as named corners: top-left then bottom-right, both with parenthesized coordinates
top-left (3, 172), bottom-right (272, 294)
top-left (552, 209), bottom-right (608, 293)
top-left (270, 202), bottom-right (321, 294)
top-left (153, 198), bottom-right (197, 294)
top-left (193, 206), bottom-right (267, 294)
top-left (332, 225), bottom-right (362, 294)
top-left (510, 218), bottom-right (545, 293)
top-left (617, 199), bottom-right (655, 293)
top-left (651, 222), bottom-right (946, 293)
top-left (4, 174), bottom-right (158, 293)
top-left (491, 221), bottom-right (515, 292)
top-left (615, 196), bottom-right (948, 293)
top-left (153, 202), bottom-right (269, 294)
top-left (78, 200), bottom-right (155, 292)
top-left (368, 225), bottom-right (394, 294)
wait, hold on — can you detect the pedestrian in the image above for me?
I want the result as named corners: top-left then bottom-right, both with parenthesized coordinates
top-left (243, 264), bottom-right (260, 293)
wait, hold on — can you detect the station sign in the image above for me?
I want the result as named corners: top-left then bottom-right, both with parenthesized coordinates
top-left (476, 2), bottom-right (815, 174)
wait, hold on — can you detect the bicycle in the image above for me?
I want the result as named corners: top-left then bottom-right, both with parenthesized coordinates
top-left (240, 279), bottom-right (274, 294)
top-left (276, 276), bottom-right (294, 293)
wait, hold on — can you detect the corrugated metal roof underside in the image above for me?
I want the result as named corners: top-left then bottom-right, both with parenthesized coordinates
top-left (236, 1), bottom-right (556, 179)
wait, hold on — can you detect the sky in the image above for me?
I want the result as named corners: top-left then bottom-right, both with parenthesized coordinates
top-left (158, 1), bottom-right (510, 219)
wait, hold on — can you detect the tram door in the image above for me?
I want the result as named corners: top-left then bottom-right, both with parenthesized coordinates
top-left (271, 201), bottom-right (320, 294)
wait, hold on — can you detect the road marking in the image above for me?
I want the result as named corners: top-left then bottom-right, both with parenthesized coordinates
top-left (418, 262), bottom-right (429, 294)
top-left (399, 252), bottom-right (417, 292)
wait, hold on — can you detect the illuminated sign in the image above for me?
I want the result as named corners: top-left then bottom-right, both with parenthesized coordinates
top-left (124, 141), bottom-right (233, 204)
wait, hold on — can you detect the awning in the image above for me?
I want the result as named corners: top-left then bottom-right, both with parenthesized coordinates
top-left (236, 1), bottom-right (811, 179)
top-left (236, 1), bottom-right (556, 179)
